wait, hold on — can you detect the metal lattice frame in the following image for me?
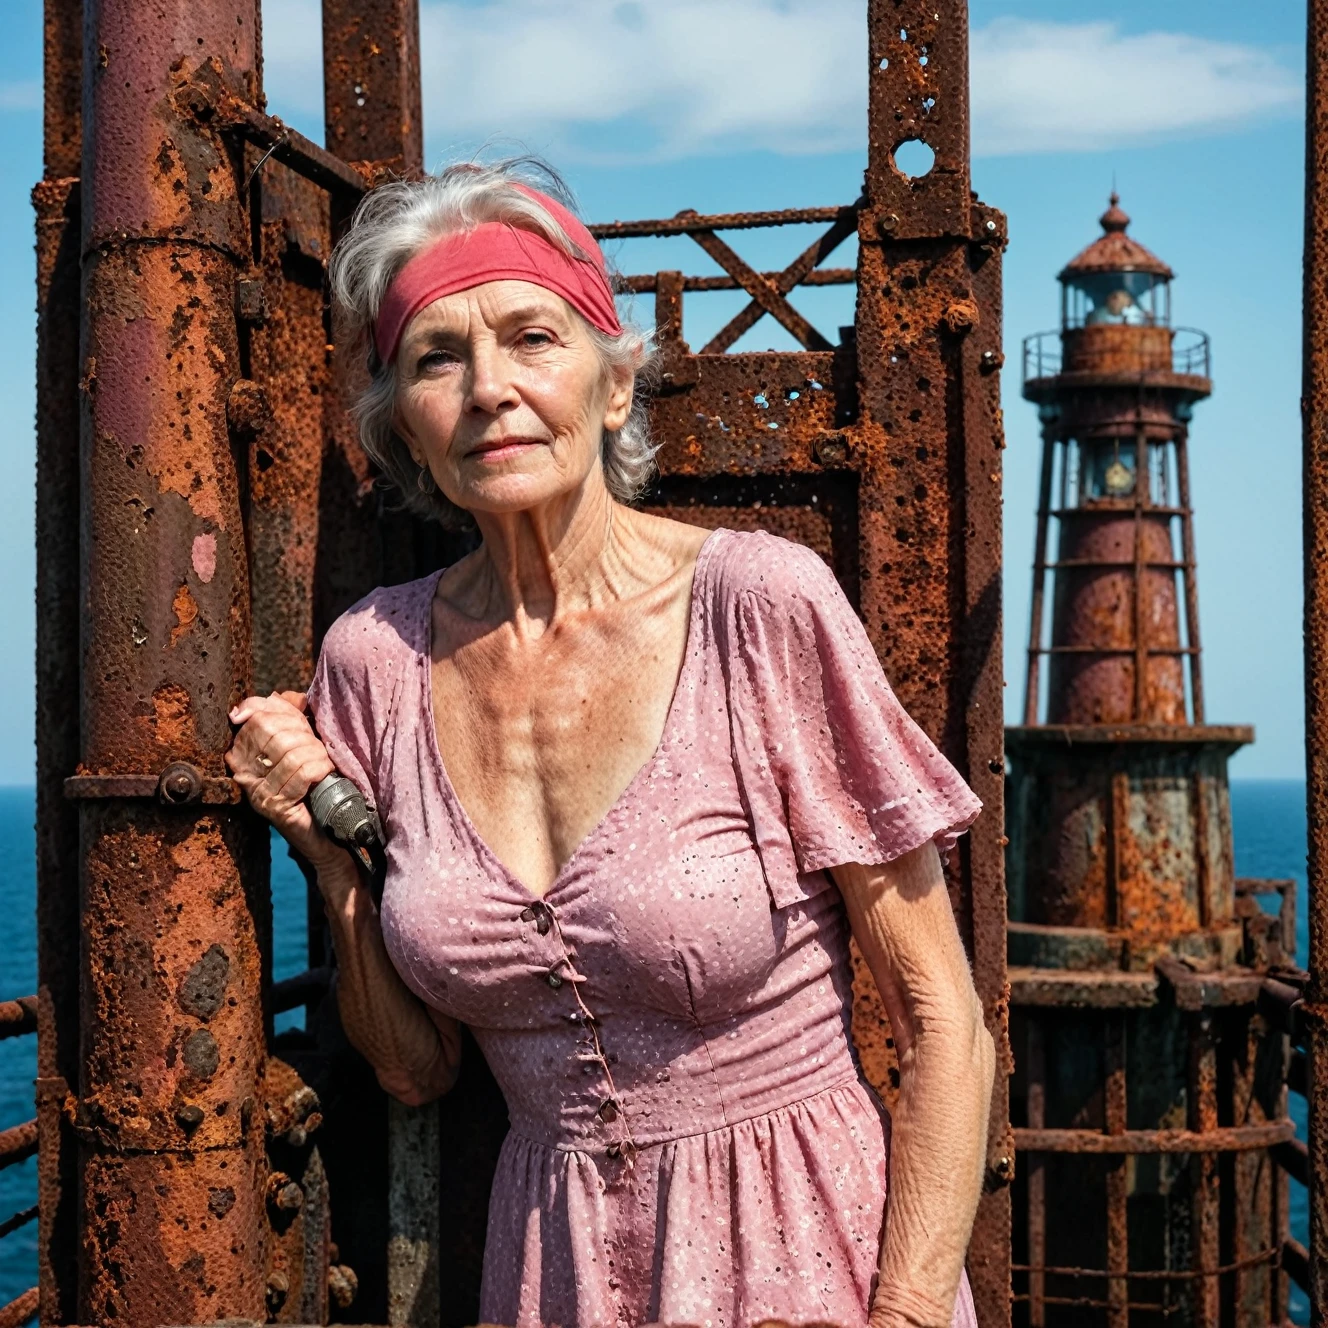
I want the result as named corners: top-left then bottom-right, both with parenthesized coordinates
top-left (13, 1), bottom-right (1013, 1324)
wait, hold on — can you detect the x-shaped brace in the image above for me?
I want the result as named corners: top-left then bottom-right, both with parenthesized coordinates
top-left (683, 200), bottom-right (863, 355)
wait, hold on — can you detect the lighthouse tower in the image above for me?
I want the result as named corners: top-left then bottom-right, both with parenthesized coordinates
top-left (1005, 197), bottom-right (1296, 1325)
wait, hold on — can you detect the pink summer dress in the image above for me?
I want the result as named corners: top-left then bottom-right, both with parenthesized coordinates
top-left (307, 528), bottom-right (983, 1328)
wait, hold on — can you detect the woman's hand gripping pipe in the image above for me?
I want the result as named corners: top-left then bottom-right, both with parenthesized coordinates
top-left (227, 691), bottom-right (461, 1105)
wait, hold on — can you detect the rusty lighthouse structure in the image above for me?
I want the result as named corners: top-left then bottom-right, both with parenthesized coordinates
top-left (1005, 199), bottom-right (1300, 1324)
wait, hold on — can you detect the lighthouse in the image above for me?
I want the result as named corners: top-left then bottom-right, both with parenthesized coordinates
top-left (1006, 197), bottom-right (1297, 1325)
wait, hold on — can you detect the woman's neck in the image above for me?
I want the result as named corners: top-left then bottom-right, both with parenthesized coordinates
top-left (459, 478), bottom-right (654, 637)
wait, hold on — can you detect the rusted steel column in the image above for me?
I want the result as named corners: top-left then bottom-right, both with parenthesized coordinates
top-left (1023, 429), bottom-right (1055, 726)
top-left (76, 3), bottom-right (268, 1322)
top-left (243, 163), bottom-right (333, 696)
top-left (386, 1100), bottom-right (440, 1326)
top-left (1103, 1015), bottom-right (1128, 1328)
top-left (1188, 1013), bottom-right (1221, 1323)
top-left (1305, 0), bottom-right (1328, 1319)
top-left (322, 0), bottom-right (423, 176)
top-left (34, 1), bottom-right (83, 1321)
top-left (316, 0), bottom-right (429, 639)
top-left (860, 2), bottom-right (1011, 1321)
top-left (1024, 1020), bottom-right (1046, 1327)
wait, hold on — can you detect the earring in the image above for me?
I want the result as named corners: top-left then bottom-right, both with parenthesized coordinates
top-left (416, 467), bottom-right (435, 495)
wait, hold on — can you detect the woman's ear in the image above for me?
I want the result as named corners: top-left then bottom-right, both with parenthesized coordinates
top-left (601, 359), bottom-right (636, 435)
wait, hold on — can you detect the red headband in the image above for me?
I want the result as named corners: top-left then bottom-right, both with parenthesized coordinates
top-left (374, 183), bottom-right (622, 363)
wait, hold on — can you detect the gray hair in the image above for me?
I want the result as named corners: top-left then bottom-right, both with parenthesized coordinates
top-left (328, 159), bottom-right (659, 528)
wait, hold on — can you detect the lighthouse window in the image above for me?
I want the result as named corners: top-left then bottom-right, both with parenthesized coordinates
top-left (1080, 439), bottom-right (1137, 500)
top-left (1063, 271), bottom-right (1170, 329)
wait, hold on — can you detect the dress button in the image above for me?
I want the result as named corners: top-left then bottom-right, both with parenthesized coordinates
top-left (522, 901), bottom-right (552, 934)
top-left (546, 969), bottom-right (563, 990)
top-left (598, 1098), bottom-right (620, 1124)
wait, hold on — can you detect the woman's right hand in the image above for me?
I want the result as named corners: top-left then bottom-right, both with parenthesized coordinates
top-left (226, 691), bottom-right (347, 871)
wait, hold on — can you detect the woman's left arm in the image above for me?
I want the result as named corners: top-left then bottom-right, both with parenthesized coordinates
top-left (831, 842), bottom-right (996, 1328)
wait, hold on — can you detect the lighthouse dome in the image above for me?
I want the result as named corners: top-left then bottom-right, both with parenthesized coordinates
top-left (1058, 194), bottom-right (1173, 329)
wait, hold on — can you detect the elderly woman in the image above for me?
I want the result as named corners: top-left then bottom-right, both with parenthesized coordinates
top-left (227, 161), bottom-right (994, 1328)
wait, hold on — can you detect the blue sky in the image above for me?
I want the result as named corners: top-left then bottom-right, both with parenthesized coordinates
top-left (0, 1), bottom-right (1307, 778)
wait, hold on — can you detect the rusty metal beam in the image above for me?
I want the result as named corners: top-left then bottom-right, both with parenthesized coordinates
top-left (0, 1288), bottom-right (38, 1328)
top-left (322, 0), bottom-right (423, 176)
top-left (213, 99), bottom-right (370, 197)
top-left (618, 267), bottom-right (856, 295)
top-left (0, 997), bottom-right (37, 1040)
top-left (75, 3), bottom-right (270, 1322)
top-left (1025, 1020), bottom-right (1046, 1328)
top-left (386, 1102), bottom-right (440, 1326)
top-left (590, 204), bottom-right (856, 240)
top-left (860, 2), bottom-right (1009, 1320)
top-left (35, 2), bottom-right (84, 1322)
top-left (1189, 1013), bottom-right (1221, 1323)
top-left (1103, 1015), bottom-right (1128, 1328)
top-left (0, 1119), bottom-right (39, 1171)
top-left (1304, 0), bottom-right (1328, 1320)
top-left (1014, 1122), bottom-right (1294, 1155)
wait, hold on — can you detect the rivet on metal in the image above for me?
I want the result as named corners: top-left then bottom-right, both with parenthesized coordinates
top-left (158, 761), bottom-right (204, 805)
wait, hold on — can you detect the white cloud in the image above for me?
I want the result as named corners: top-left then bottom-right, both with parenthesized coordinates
top-left (259, 3), bottom-right (1303, 163)
top-left (971, 19), bottom-right (1302, 156)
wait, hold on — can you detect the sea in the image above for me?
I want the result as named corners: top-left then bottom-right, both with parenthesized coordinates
top-left (0, 780), bottom-right (1314, 1321)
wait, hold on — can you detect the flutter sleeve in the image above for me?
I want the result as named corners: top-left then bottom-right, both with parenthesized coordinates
top-left (723, 536), bottom-right (982, 910)
top-left (305, 586), bottom-right (414, 815)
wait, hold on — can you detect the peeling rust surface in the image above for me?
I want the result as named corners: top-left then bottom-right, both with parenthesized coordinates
top-left (321, 0), bottom-right (423, 176)
top-left (247, 161), bottom-right (333, 694)
top-left (72, 1), bottom-right (270, 1322)
top-left (35, 3), bottom-right (85, 1321)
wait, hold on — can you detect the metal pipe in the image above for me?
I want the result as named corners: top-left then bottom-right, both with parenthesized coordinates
top-left (1024, 429), bottom-right (1056, 724)
top-left (0, 998), bottom-right (37, 1040)
top-left (1104, 1014), bottom-right (1128, 1328)
top-left (589, 203), bottom-right (857, 239)
top-left (76, 2), bottom-right (269, 1320)
top-left (1174, 429), bottom-right (1206, 720)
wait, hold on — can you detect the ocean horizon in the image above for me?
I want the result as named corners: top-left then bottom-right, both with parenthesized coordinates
top-left (0, 779), bottom-right (1313, 1321)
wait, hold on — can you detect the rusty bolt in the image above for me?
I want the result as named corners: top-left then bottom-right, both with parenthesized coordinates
top-left (159, 761), bottom-right (204, 806)
top-left (235, 278), bottom-right (267, 325)
top-left (980, 349), bottom-right (1005, 373)
top-left (226, 379), bottom-right (270, 438)
top-left (285, 1085), bottom-right (320, 1121)
top-left (877, 213), bottom-right (900, 237)
top-left (266, 1171), bottom-right (304, 1213)
top-left (265, 1269), bottom-right (290, 1311)
top-left (942, 299), bottom-right (980, 334)
top-left (175, 1103), bottom-right (204, 1133)
top-left (328, 1263), bottom-right (359, 1310)
top-left (812, 434), bottom-right (850, 468)
top-left (986, 1154), bottom-right (1016, 1189)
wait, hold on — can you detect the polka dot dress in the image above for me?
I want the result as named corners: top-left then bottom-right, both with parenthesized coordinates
top-left (308, 528), bottom-right (981, 1328)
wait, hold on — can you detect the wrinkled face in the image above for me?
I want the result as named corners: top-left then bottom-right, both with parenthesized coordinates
top-left (391, 279), bottom-right (633, 518)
